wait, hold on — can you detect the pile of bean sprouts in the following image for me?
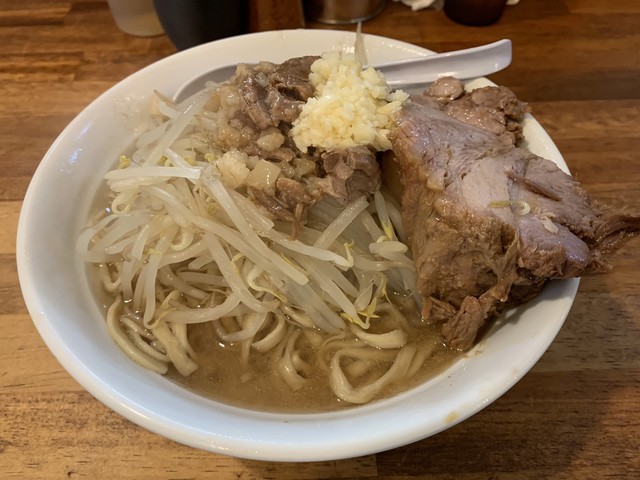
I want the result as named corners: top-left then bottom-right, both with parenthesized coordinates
top-left (78, 75), bottom-right (433, 405)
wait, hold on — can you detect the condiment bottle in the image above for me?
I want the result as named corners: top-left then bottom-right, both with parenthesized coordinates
top-left (444, 0), bottom-right (507, 26)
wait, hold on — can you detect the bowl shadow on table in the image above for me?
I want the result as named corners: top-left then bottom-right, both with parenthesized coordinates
top-left (371, 273), bottom-right (637, 477)
top-left (232, 275), bottom-right (634, 477)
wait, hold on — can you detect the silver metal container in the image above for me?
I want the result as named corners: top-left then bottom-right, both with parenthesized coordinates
top-left (304, 0), bottom-right (386, 24)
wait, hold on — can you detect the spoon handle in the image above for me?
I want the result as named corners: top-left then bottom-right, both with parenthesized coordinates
top-left (374, 39), bottom-right (512, 87)
top-left (173, 39), bottom-right (512, 102)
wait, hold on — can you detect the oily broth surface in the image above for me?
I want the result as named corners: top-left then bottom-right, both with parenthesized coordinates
top-left (87, 166), bottom-right (462, 413)
top-left (168, 309), bottom-right (460, 413)
top-left (91, 256), bottom-right (460, 412)
top-left (86, 80), bottom-right (463, 411)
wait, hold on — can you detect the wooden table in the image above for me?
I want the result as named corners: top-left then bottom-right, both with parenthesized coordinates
top-left (2, 1), bottom-right (639, 478)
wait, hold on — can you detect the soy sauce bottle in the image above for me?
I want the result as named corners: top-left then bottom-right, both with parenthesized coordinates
top-left (444, 0), bottom-right (507, 26)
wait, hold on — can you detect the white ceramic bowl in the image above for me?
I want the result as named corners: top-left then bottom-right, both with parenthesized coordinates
top-left (17, 30), bottom-right (578, 462)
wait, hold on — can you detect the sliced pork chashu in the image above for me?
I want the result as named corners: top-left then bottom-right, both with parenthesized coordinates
top-left (389, 101), bottom-right (640, 350)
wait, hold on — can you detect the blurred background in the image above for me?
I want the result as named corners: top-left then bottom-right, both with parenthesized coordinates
top-left (106, 0), bottom-right (516, 50)
top-left (2, 1), bottom-right (639, 478)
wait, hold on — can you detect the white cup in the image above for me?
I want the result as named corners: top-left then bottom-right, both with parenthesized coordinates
top-left (107, 0), bottom-right (164, 37)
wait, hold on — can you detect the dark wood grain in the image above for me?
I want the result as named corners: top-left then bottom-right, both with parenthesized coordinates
top-left (1, 0), bottom-right (639, 478)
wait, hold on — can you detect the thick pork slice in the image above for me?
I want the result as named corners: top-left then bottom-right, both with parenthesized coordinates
top-left (388, 102), bottom-right (640, 350)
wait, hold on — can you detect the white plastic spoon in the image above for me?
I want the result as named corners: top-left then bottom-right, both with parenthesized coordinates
top-left (374, 38), bottom-right (511, 87)
top-left (173, 39), bottom-right (511, 102)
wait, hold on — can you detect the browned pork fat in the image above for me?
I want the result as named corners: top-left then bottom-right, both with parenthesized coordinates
top-left (230, 57), bottom-right (384, 209)
top-left (235, 56), bottom-right (319, 128)
top-left (419, 76), bottom-right (530, 145)
top-left (388, 97), bottom-right (640, 351)
top-left (316, 146), bottom-right (381, 204)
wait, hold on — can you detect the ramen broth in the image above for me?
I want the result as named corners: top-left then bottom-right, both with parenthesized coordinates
top-left (81, 51), bottom-right (466, 412)
top-left (86, 158), bottom-right (462, 412)
top-left (90, 260), bottom-right (459, 412)
top-left (169, 298), bottom-right (459, 412)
